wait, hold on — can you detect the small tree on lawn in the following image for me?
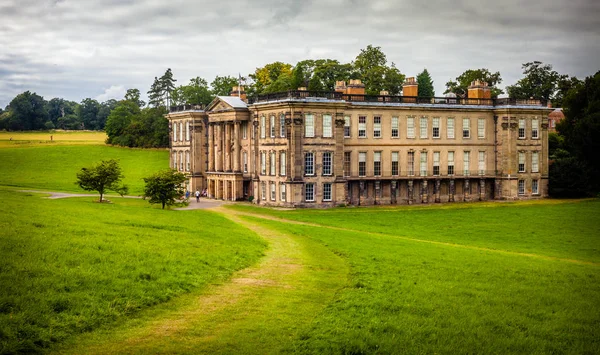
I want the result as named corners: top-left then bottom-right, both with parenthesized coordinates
top-left (143, 169), bottom-right (187, 209)
top-left (76, 159), bottom-right (128, 202)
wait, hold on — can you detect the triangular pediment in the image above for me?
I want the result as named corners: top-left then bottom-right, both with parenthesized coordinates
top-left (206, 96), bottom-right (248, 113)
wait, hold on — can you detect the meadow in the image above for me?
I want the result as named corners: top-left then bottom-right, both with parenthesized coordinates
top-left (0, 131), bottom-right (599, 354)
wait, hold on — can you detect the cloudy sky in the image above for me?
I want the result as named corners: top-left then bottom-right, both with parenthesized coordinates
top-left (1, 0), bottom-right (599, 108)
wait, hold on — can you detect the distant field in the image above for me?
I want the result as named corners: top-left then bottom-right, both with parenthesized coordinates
top-left (0, 131), bottom-right (107, 147)
top-left (0, 145), bottom-right (168, 195)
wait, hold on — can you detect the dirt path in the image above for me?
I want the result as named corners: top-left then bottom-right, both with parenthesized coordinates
top-left (56, 208), bottom-right (348, 355)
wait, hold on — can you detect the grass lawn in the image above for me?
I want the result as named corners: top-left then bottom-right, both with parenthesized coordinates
top-left (0, 145), bottom-right (168, 195)
top-left (0, 131), bottom-right (107, 147)
top-left (0, 188), bottom-right (267, 354)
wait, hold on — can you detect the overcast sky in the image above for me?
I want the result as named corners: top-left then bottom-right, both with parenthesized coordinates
top-left (1, 0), bottom-right (599, 108)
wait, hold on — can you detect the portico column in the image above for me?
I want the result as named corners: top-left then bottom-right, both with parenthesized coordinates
top-left (233, 121), bottom-right (241, 172)
top-left (225, 123), bottom-right (232, 172)
top-left (216, 123), bottom-right (223, 171)
top-left (208, 123), bottom-right (215, 171)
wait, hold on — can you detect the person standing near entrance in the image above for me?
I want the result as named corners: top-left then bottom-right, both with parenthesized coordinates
top-left (195, 189), bottom-right (200, 202)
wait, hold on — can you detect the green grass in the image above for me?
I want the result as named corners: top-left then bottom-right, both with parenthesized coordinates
top-left (250, 216), bottom-right (600, 354)
top-left (0, 145), bottom-right (168, 195)
top-left (228, 199), bottom-right (600, 263)
top-left (0, 131), bottom-right (107, 147)
top-left (0, 189), bottom-right (267, 354)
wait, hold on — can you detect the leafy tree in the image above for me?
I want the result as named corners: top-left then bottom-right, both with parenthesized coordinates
top-left (416, 69), bottom-right (435, 97)
top-left (250, 62), bottom-right (293, 94)
top-left (553, 76), bottom-right (583, 107)
top-left (46, 98), bottom-right (78, 127)
top-left (309, 60), bottom-right (354, 92)
top-left (172, 77), bottom-right (213, 106)
top-left (77, 98), bottom-right (100, 130)
top-left (159, 68), bottom-right (177, 107)
top-left (96, 99), bottom-right (118, 130)
top-left (265, 72), bottom-right (293, 93)
top-left (76, 159), bottom-right (128, 202)
top-left (555, 70), bottom-right (600, 195)
top-left (5, 91), bottom-right (48, 130)
top-left (444, 69), bottom-right (503, 98)
top-left (124, 88), bottom-right (146, 108)
top-left (506, 61), bottom-right (561, 101)
top-left (291, 59), bottom-right (317, 89)
top-left (352, 45), bottom-right (405, 95)
top-left (143, 169), bottom-right (188, 209)
top-left (211, 75), bottom-right (239, 96)
top-left (105, 100), bottom-right (140, 145)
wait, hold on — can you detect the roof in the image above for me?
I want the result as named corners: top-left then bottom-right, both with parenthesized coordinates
top-left (216, 96), bottom-right (248, 109)
top-left (549, 108), bottom-right (564, 119)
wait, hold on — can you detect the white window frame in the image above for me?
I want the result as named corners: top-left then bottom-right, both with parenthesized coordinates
top-left (243, 151), bottom-right (248, 173)
top-left (305, 114), bottom-right (314, 138)
top-left (270, 182), bottom-right (276, 201)
top-left (260, 116), bottom-right (266, 138)
top-left (391, 151), bottom-right (399, 176)
top-left (407, 151), bottom-right (415, 176)
top-left (519, 119), bottom-right (526, 139)
top-left (391, 116), bottom-right (399, 138)
top-left (358, 116), bottom-right (367, 138)
top-left (518, 180), bottom-right (525, 195)
top-left (407, 117), bottom-right (415, 138)
top-left (305, 183), bottom-right (315, 202)
top-left (519, 152), bottom-right (525, 173)
top-left (433, 151), bottom-right (440, 176)
top-left (463, 151), bottom-right (470, 176)
top-left (532, 151), bottom-right (539, 173)
top-left (532, 179), bottom-right (539, 195)
top-left (447, 117), bottom-right (455, 139)
top-left (280, 183), bottom-right (286, 201)
top-left (344, 116), bottom-right (351, 138)
top-left (344, 152), bottom-right (351, 177)
top-left (478, 151), bottom-right (485, 175)
top-left (280, 113), bottom-right (286, 138)
top-left (323, 183), bottom-right (332, 202)
top-left (420, 117), bottom-right (428, 139)
top-left (270, 115), bottom-right (275, 138)
top-left (432, 117), bottom-right (440, 139)
top-left (373, 151), bottom-right (381, 176)
top-left (358, 152), bottom-right (366, 177)
top-left (373, 116), bottom-right (381, 138)
top-left (186, 121), bottom-right (190, 141)
top-left (478, 118), bottom-right (485, 139)
top-left (270, 151), bottom-right (276, 176)
top-left (242, 121), bottom-right (248, 139)
top-left (305, 152), bottom-right (314, 176)
top-left (261, 182), bottom-right (266, 200)
top-left (420, 151), bottom-right (427, 176)
top-left (261, 151), bottom-right (266, 175)
top-left (173, 122), bottom-right (177, 142)
top-left (185, 150), bottom-right (190, 171)
top-left (323, 114), bottom-right (333, 138)
top-left (179, 122), bottom-right (183, 142)
top-left (280, 151), bottom-right (286, 176)
top-left (532, 119), bottom-right (539, 139)
top-left (462, 118), bottom-right (470, 139)
top-left (172, 152), bottom-right (177, 169)
top-left (448, 151), bottom-right (455, 175)
top-left (179, 151), bottom-right (183, 171)
top-left (323, 152), bottom-right (332, 176)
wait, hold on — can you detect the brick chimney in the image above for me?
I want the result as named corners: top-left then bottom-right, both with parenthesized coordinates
top-left (334, 81), bottom-right (347, 93)
top-left (346, 79), bottom-right (365, 95)
top-left (467, 80), bottom-right (491, 99)
top-left (403, 77), bottom-right (418, 97)
top-left (229, 86), bottom-right (247, 102)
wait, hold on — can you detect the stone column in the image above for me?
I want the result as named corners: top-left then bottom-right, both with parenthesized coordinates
top-left (421, 180), bottom-right (428, 203)
top-left (479, 179), bottom-right (486, 201)
top-left (225, 123), bottom-right (232, 172)
top-left (334, 113), bottom-right (345, 177)
top-left (233, 121), bottom-right (241, 172)
top-left (435, 179), bottom-right (441, 203)
top-left (208, 123), bottom-right (215, 172)
top-left (215, 123), bottom-right (223, 171)
top-left (449, 179), bottom-right (455, 202)
top-left (408, 180), bottom-right (414, 205)
top-left (292, 113), bottom-right (304, 181)
top-left (464, 179), bottom-right (470, 202)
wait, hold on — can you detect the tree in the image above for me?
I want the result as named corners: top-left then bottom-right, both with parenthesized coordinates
top-left (77, 98), bottom-right (100, 130)
top-left (444, 69), bottom-right (503, 98)
top-left (159, 68), bottom-right (177, 107)
top-left (250, 62), bottom-right (293, 94)
top-left (124, 88), bottom-right (146, 108)
top-left (352, 45), bottom-right (405, 95)
top-left (416, 69), bottom-right (435, 97)
top-left (309, 60), bottom-right (354, 92)
top-left (105, 100), bottom-right (140, 145)
top-left (553, 75), bottom-right (583, 107)
top-left (46, 98), bottom-right (78, 127)
top-left (554, 70), bottom-right (600, 195)
top-left (96, 99), bottom-right (118, 130)
top-left (171, 77), bottom-right (213, 106)
top-left (506, 61), bottom-right (561, 101)
top-left (76, 159), bottom-right (128, 202)
top-left (143, 169), bottom-right (187, 209)
top-left (5, 91), bottom-right (48, 130)
top-left (147, 77), bottom-right (164, 108)
top-left (211, 75), bottom-right (239, 96)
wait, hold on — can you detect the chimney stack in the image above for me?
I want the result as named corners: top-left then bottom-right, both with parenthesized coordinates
top-left (403, 77), bottom-right (418, 97)
top-left (467, 80), bottom-right (491, 99)
top-left (229, 86), bottom-right (247, 102)
top-left (334, 81), bottom-right (347, 93)
top-left (346, 79), bottom-right (365, 95)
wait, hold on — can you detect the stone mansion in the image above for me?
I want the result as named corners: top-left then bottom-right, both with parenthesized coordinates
top-left (167, 78), bottom-right (552, 207)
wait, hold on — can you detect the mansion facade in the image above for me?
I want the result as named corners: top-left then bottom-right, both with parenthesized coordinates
top-left (167, 78), bottom-right (552, 207)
